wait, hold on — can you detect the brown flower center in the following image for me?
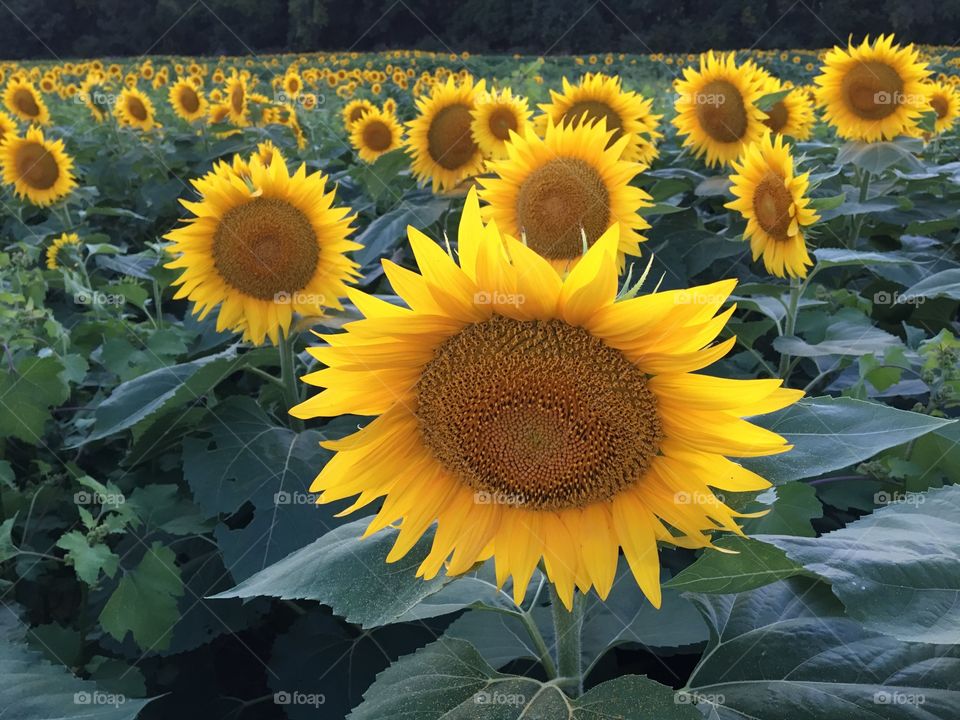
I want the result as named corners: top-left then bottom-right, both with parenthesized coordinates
top-left (427, 103), bottom-right (478, 170)
top-left (753, 172), bottom-right (794, 240)
top-left (362, 119), bottom-right (394, 152)
top-left (841, 61), bottom-right (904, 120)
top-left (515, 157), bottom-right (610, 260)
top-left (487, 106), bottom-right (518, 140)
top-left (763, 100), bottom-right (789, 133)
top-left (16, 142), bottom-right (59, 190)
top-left (563, 100), bottom-right (624, 143)
top-left (694, 80), bottom-right (748, 142)
top-left (416, 315), bottom-right (662, 511)
top-left (13, 88), bottom-right (40, 117)
top-left (179, 86), bottom-right (200, 114)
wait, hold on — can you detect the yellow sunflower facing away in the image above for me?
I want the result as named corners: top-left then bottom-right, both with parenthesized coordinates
top-left (114, 87), bottom-right (158, 131)
top-left (478, 118), bottom-right (651, 272)
top-left (0, 125), bottom-right (77, 206)
top-left (3, 78), bottom-right (50, 125)
top-left (726, 133), bottom-right (819, 279)
top-left (470, 87), bottom-right (532, 160)
top-left (673, 52), bottom-right (768, 167)
top-left (537, 73), bottom-right (662, 165)
top-left (926, 81), bottom-right (959, 134)
top-left (342, 99), bottom-right (376, 130)
top-left (814, 34), bottom-right (931, 142)
top-left (165, 155), bottom-right (360, 346)
top-left (759, 76), bottom-right (815, 141)
top-left (349, 107), bottom-right (404, 163)
top-left (46, 232), bottom-right (82, 270)
top-left (169, 77), bottom-right (207, 122)
top-left (291, 188), bottom-right (802, 609)
top-left (406, 75), bottom-right (486, 192)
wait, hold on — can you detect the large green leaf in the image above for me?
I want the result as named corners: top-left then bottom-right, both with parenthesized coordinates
top-left (348, 637), bottom-right (702, 719)
top-left (664, 536), bottom-right (804, 594)
top-left (902, 268), bottom-right (960, 301)
top-left (835, 140), bottom-right (924, 173)
top-left (761, 484), bottom-right (960, 644)
top-left (0, 605), bottom-right (151, 719)
top-left (685, 577), bottom-right (960, 719)
top-left (742, 396), bottom-right (955, 482)
top-left (354, 195), bottom-right (450, 268)
top-left (0, 356), bottom-right (70, 444)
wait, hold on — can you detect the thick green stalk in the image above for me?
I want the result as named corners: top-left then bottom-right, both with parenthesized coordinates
top-left (549, 585), bottom-right (583, 696)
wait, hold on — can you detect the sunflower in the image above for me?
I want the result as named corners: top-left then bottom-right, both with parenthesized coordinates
top-left (164, 155), bottom-right (360, 346)
top-left (169, 77), bottom-right (207, 123)
top-left (725, 133), bottom-right (818, 279)
top-left (0, 125), bottom-right (77, 206)
top-left (405, 75), bottom-right (486, 192)
top-left (0, 111), bottom-right (16, 145)
top-left (224, 72), bottom-right (250, 127)
top-left (45, 232), bottom-right (82, 270)
top-left (3, 78), bottom-right (50, 125)
top-left (349, 107), bottom-right (403, 163)
top-left (478, 118), bottom-right (650, 272)
top-left (290, 188), bottom-right (801, 609)
top-left (114, 87), bottom-right (158, 131)
top-left (341, 98), bottom-right (375, 130)
top-left (759, 77), bottom-right (815, 141)
top-left (814, 34), bottom-right (931, 142)
top-left (470, 87), bottom-right (532, 160)
top-left (282, 71), bottom-right (303, 99)
top-left (79, 73), bottom-right (111, 122)
top-left (926, 81), bottom-right (959, 135)
top-left (536, 73), bottom-right (662, 165)
top-left (673, 52), bottom-right (768, 167)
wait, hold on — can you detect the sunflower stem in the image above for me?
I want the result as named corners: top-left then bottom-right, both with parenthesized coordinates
top-left (549, 585), bottom-right (583, 697)
top-left (777, 276), bottom-right (802, 380)
top-left (279, 331), bottom-right (303, 431)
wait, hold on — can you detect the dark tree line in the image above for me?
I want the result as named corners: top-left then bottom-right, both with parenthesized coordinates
top-left (2, 0), bottom-right (958, 60)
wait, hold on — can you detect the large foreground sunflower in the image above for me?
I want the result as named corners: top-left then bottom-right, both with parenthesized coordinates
top-left (406, 75), bottom-right (486, 192)
top-left (114, 87), bottom-right (158, 131)
top-left (726, 133), bottom-right (818, 278)
top-left (291, 188), bottom-right (801, 608)
top-left (814, 34), bottom-right (931, 142)
top-left (165, 155), bottom-right (360, 345)
top-left (169, 78), bottom-right (207, 122)
top-left (673, 52), bottom-right (767, 167)
top-left (478, 119), bottom-right (650, 272)
top-left (470, 87), bottom-right (532, 160)
top-left (536, 73), bottom-right (662, 165)
top-left (0, 125), bottom-right (77, 206)
top-left (3, 78), bottom-right (50, 125)
top-left (349, 107), bottom-right (404, 163)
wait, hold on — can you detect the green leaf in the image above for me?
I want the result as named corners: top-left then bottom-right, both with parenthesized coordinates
top-left (685, 577), bottom-right (960, 719)
top-left (0, 604), bottom-right (152, 719)
top-left (901, 268), bottom-right (960, 301)
top-left (0, 517), bottom-right (17, 563)
top-left (212, 517), bottom-right (456, 629)
top-left (741, 482), bottom-right (823, 537)
top-left (773, 316), bottom-right (900, 357)
top-left (99, 543), bottom-right (184, 651)
top-left (807, 193), bottom-right (846, 211)
top-left (444, 607), bottom-right (555, 671)
top-left (0, 356), bottom-right (70, 444)
top-left (761, 484), bottom-right (960, 644)
top-left (836, 139), bottom-right (924, 173)
top-left (812, 247), bottom-right (915, 269)
top-left (756, 87), bottom-right (793, 111)
top-left (742, 396), bottom-right (955, 483)
top-left (348, 637), bottom-right (702, 719)
top-left (355, 196), bottom-right (449, 268)
top-left (56, 530), bottom-right (120, 586)
top-left (664, 536), bottom-right (803, 594)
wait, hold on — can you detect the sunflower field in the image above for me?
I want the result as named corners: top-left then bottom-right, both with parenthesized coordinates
top-left (1, 39), bottom-right (960, 720)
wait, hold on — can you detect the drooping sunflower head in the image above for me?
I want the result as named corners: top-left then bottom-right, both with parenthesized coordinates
top-left (169, 77), bottom-right (207, 123)
top-left (3, 78), bottom-right (50, 126)
top-left (341, 98), bottom-right (376, 130)
top-left (725, 133), bottom-right (819, 279)
top-left (291, 188), bottom-right (801, 608)
top-left (469, 87), bottom-right (532, 160)
top-left (925, 81), bottom-right (959, 135)
top-left (164, 155), bottom-right (361, 346)
top-left (673, 52), bottom-right (768, 168)
top-left (45, 232), bottom-right (82, 270)
top-left (759, 76), bottom-right (816, 141)
top-left (114, 87), bottom-right (158, 131)
top-left (0, 125), bottom-right (77, 206)
top-left (536, 72), bottom-right (663, 165)
top-left (478, 118), bottom-right (651, 272)
top-left (405, 75), bottom-right (486, 193)
top-left (814, 34), bottom-right (931, 142)
top-left (349, 107), bottom-right (404, 163)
